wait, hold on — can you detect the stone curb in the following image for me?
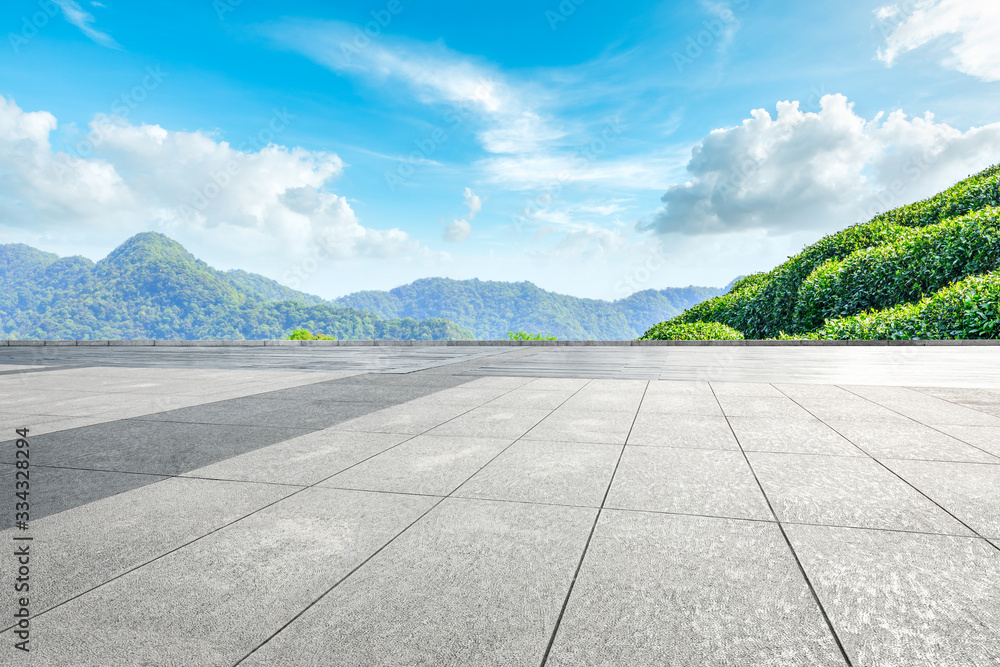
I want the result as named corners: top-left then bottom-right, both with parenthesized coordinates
top-left (1, 339), bottom-right (998, 347)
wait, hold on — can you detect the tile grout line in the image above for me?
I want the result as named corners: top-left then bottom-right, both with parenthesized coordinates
top-left (231, 376), bottom-right (599, 666)
top-left (537, 379), bottom-right (650, 667)
top-left (714, 382), bottom-right (855, 667)
top-left (778, 385), bottom-right (1000, 555)
top-left (0, 376), bottom-right (531, 634)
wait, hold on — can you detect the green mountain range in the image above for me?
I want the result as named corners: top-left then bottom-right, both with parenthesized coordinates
top-left (643, 163), bottom-right (1000, 340)
top-left (0, 233), bottom-right (724, 340)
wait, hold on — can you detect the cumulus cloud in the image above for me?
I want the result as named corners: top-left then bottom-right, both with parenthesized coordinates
top-left (640, 94), bottom-right (1000, 236)
top-left (55, 0), bottom-right (119, 49)
top-left (0, 97), bottom-right (437, 262)
top-left (463, 187), bottom-right (482, 219)
top-left (443, 219), bottom-right (472, 243)
top-left (876, 0), bottom-right (1000, 81)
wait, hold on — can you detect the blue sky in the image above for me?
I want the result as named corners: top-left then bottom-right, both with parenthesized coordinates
top-left (2, 0), bottom-right (998, 299)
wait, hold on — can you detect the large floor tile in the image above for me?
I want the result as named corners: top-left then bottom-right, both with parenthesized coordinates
top-left (635, 392), bottom-right (724, 416)
top-left (825, 420), bottom-right (1000, 463)
top-left (0, 476), bottom-right (295, 619)
top-left (626, 413), bottom-right (740, 449)
top-left (238, 497), bottom-right (596, 667)
top-left (455, 440), bottom-right (621, 507)
top-left (523, 409), bottom-right (636, 445)
top-left (482, 389), bottom-right (576, 410)
top-left (319, 434), bottom-right (513, 495)
top-left (882, 459), bottom-right (1000, 538)
top-left (749, 452), bottom-right (971, 535)
top-left (334, 403), bottom-right (471, 434)
top-left (6, 488), bottom-right (438, 666)
top-left (931, 424), bottom-right (1000, 458)
top-left (605, 447), bottom-right (772, 520)
top-left (546, 511), bottom-right (845, 667)
top-left (786, 524), bottom-right (1000, 667)
top-left (728, 416), bottom-right (864, 456)
top-left (424, 406), bottom-right (551, 439)
top-left (186, 430), bottom-right (412, 485)
top-left (716, 395), bottom-right (815, 419)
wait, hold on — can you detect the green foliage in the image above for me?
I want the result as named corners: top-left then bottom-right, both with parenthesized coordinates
top-left (807, 271), bottom-right (1000, 339)
top-left (506, 331), bottom-right (557, 340)
top-left (288, 328), bottom-right (334, 340)
top-left (637, 321), bottom-right (744, 341)
top-left (0, 233), bottom-right (473, 341)
top-left (335, 277), bottom-right (724, 340)
top-left (662, 163), bottom-right (1000, 340)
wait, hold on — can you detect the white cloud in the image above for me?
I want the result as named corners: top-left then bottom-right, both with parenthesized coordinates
top-left (641, 94), bottom-right (1000, 235)
top-left (55, 0), bottom-right (119, 49)
top-left (876, 0), bottom-right (1000, 81)
top-left (0, 97), bottom-right (438, 263)
top-left (443, 219), bottom-right (472, 243)
top-left (463, 187), bottom-right (482, 219)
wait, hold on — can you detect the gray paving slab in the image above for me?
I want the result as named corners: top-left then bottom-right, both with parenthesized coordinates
top-left (185, 430), bottom-right (412, 486)
top-left (825, 420), bottom-right (1000, 463)
top-left (843, 384), bottom-right (1000, 426)
top-left (782, 396), bottom-right (912, 423)
top-left (605, 446), bottom-right (772, 520)
top-left (334, 403), bottom-right (473, 434)
top-left (748, 452), bottom-right (973, 535)
top-left (727, 416), bottom-right (865, 456)
top-left (0, 464), bottom-right (168, 529)
top-left (319, 434), bottom-right (514, 496)
top-left (634, 392), bottom-right (724, 415)
top-left (710, 381), bottom-right (786, 397)
top-left (545, 510), bottom-right (846, 667)
top-left (786, 524), bottom-right (1000, 667)
top-left (481, 388), bottom-right (578, 410)
top-left (0, 476), bottom-right (295, 621)
top-left (626, 412), bottom-right (740, 449)
top-left (133, 396), bottom-right (383, 429)
top-left (715, 395), bottom-right (817, 419)
top-left (238, 497), bottom-right (596, 667)
top-left (881, 459), bottom-right (1000, 538)
top-left (454, 440), bottom-right (621, 507)
top-left (423, 406), bottom-right (552, 439)
top-left (523, 408), bottom-right (636, 445)
top-left (4, 488), bottom-right (438, 666)
top-left (932, 424), bottom-right (1000, 458)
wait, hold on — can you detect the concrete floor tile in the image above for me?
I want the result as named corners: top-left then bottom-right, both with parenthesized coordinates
top-left (710, 381), bottom-right (785, 397)
top-left (7, 488), bottom-right (437, 666)
top-left (786, 524), bottom-right (1000, 667)
top-left (455, 440), bottom-right (621, 507)
top-left (635, 393), bottom-right (724, 416)
top-left (844, 385), bottom-right (1000, 426)
top-left (523, 377), bottom-right (591, 391)
top-left (0, 477), bottom-right (295, 619)
top-left (933, 425), bottom-right (1000, 458)
top-left (334, 403), bottom-right (470, 434)
top-left (749, 453), bottom-right (972, 535)
top-left (186, 430), bottom-right (412, 485)
top-left (644, 380), bottom-right (715, 396)
top-left (728, 416), bottom-right (864, 456)
top-left (789, 397), bottom-right (911, 423)
top-left (605, 447), bottom-right (772, 520)
top-left (882, 459), bottom-right (1000, 538)
top-left (826, 420), bottom-right (1000, 463)
top-left (523, 409), bottom-right (636, 445)
top-left (546, 511), bottom-right (845, 667)
top-left (560, 389), bottom-right (644, 413)
top-left (716, 395), bottom-right (816, 418)
top-left (238, 497), bottom-right (596, 667)
top-left (424, 407), bottom-right (551, 439)
top-left (626, 413), bottom-right (740, 449)
top-left (320, 434), bottom-right (513, 495)
top-left (481, 389), bottom-right (577, 410)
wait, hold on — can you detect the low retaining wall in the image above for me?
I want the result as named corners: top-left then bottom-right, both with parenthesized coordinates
top-left (1, 339), bottom-right (999, 347)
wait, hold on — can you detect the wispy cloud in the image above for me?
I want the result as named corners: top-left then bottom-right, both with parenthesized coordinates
top-left (55, 0), bottom-right (119, 49)
top-left (876, 0), bottom-right (1000, 82)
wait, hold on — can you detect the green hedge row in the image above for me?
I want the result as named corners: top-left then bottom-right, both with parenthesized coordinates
top-left (804, 270), bottom-right (1000, 339)
top-left (794, 207), bottom-right (1000, 331)
top-left (637, 321), bottom-right (744, 340)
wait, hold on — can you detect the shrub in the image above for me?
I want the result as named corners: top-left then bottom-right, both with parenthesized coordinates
top-left (637, 321), bottom-right (744, 340)
top-left (288, 328), bottom-right (334, 340)
top-left (506, 331), bottom-right (557, 340)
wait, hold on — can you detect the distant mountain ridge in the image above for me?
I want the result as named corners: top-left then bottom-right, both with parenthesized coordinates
top-left (0, 232), bottom-right (728, 340)
top-left (0, 233), bottom-right (469, 340)
top-left (334, 278), bottom-right (725, 340)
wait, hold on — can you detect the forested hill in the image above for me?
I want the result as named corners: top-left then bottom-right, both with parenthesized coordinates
top-left (335, 278), bottom-right (724, 340)
top-left (0, 233), bottom-right (470, 340)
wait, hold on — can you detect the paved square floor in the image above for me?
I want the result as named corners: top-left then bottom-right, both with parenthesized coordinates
top-left (1, 345), bottom-right (998, 666)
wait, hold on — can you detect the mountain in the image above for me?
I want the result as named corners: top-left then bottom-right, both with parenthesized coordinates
top-left (0, 233), bottom-right (471, 341)
top-left (334, 278), bottom-right (724, 340)
top-left (649, 163), bottom-right (1000, 340)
